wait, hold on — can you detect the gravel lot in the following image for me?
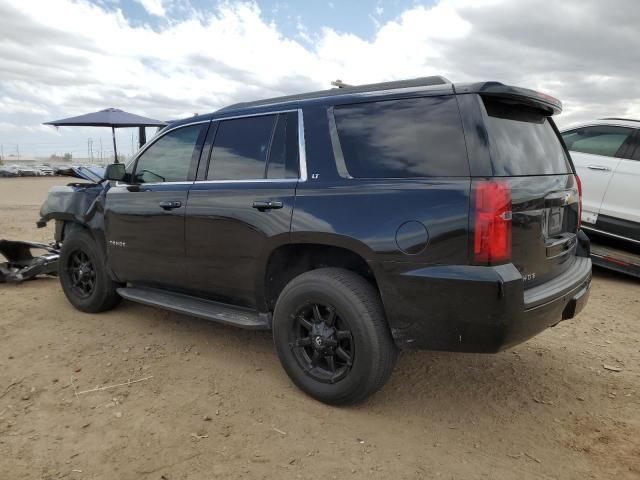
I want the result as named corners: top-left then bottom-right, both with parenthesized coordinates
top-left (1, 177), bottom-right (639, 480)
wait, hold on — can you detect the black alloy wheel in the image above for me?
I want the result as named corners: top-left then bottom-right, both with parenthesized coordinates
top-left (273, 268), bottom-right (398, 405)
top-left (291, 303), bottom-right (354, 384)
top-left (58, 228), bottom-right (121, 313)
top-left (67, 249), bottom-right (96, 298)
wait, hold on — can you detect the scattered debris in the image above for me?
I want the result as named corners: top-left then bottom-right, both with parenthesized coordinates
top-left (76, 376), bottom-right (153, 395)
top-left (203, 415), bottom-right (212, 422)
top-left (272, 427), bottom-right (287, 436)
top-left (0, 239), bottom-right (59, 283)
top-left (603, 364), bottom-right (623, 372)
top-left (0, 378), bottom-right (23, 399)
top-left (191, 433), bottom-right (209, 440)
top-left (524, 452), bottom-right (542, 463)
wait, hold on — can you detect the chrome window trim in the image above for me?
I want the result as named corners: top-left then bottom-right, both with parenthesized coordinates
top-left (211, 108), bottom-right (296, 122)
top-left (115, 108), bottom-right (308, 187)
top-left (131, 181), bottom-right (195, 186)
top-left (297, 108), bottom-right (308, 182)
top-left (195, 108), bottom-right (307, 184)
top-left (194, 178), bottom-right (298, 185)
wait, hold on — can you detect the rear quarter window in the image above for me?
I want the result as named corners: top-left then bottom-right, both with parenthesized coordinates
top-left (332, 95), bottom-right (469, 178)
top-left (482, 99), bottom-right (571, 176)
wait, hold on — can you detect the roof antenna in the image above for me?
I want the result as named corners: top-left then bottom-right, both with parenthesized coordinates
top-left (331, 79), bottom-right (352, 89)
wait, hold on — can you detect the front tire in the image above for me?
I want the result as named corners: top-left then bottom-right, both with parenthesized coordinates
top-left (273, 268), bottom-right (398, 405)
top-left (59, 228), bottom-right (121, 313)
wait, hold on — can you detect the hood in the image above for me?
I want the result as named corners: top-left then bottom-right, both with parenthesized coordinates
top-left (61, 165), bottom-right (106, 183)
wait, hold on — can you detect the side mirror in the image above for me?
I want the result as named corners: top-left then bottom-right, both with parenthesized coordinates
top-left (105, 163), bottom-right (126, 181)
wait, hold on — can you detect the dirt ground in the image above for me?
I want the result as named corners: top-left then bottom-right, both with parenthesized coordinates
top-left (0, 176), bottom-right (639, 480)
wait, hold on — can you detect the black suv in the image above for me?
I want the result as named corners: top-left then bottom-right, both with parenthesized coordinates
top-left (40, 76), bottom-right (592, 405)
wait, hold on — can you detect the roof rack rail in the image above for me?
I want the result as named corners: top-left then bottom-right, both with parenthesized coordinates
top-left (217, 76), bottom-right (452, 113)
top-left (600, 117), bottom-right (640, 123)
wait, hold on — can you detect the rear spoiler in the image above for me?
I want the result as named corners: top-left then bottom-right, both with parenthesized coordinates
top-left (454, 81), bottom-right (562, 116)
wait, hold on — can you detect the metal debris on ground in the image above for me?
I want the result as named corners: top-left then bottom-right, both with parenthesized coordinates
top-left (0, 240), bottom-right (59, 283)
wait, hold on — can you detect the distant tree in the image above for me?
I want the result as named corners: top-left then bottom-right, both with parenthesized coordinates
top-left (63, 152), bottom-right (72, 161)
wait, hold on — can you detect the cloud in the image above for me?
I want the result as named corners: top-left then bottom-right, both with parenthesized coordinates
top-left (0, 0), bottom-right (639, 159)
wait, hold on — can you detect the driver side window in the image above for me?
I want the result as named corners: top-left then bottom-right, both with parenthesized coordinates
top-left (134, 123), bottom-right (205, 183)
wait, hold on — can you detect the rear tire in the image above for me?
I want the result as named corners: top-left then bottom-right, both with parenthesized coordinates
top-left (273, 268), bottom-right (398, 405)
top-left (59, 228), bottom-right (121, 313)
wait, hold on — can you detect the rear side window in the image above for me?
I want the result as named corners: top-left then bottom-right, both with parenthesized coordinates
top-left (207, 113), bottom-right (299, 180)
top-left (483, 99), bottom-right (571, 176)
top-left (208, 115), bottom-right (274, 180)
top-left (333, 95), bottom-right (469, 178)
top-left (266, 112), bottom-right (299, 179)
top-left (561, 125), bottom-right (634, 157)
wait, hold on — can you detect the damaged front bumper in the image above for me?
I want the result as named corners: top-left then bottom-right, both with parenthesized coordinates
top-left (0, 240), bottom-right (60, 283)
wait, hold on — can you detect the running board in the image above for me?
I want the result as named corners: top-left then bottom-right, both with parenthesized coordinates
top-left (116, 286), bottom-right (270, 330)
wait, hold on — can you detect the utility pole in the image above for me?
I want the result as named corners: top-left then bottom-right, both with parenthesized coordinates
top-left (0, 144), bottom-right (4, 164)
top-left (100, 138), bottom-right (103, 164)
top-left (16, 144), bottom-right (20, 161)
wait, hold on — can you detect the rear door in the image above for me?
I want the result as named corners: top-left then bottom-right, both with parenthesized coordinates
top-left (598, 129), bottom-right (640, 239)
top-left (561, 125), bottom-right (634, 225)
top-left (105, 122), bottom-right (208, 287)
top-left (184, 111), bottom-right (300, 308)
top-left (479, 97), bottom-right (579, 287)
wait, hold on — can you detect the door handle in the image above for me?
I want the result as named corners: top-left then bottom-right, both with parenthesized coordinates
top-left (587, 165), bottom-right (611, 172)
top-left (252, 200), bottom-right (283, 211)
top-left (158, 200), bottom-right (182, 210)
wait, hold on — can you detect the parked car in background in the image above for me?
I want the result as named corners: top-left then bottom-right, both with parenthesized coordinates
top-left (15, 165), bottom-right (40, 176)
top-left (0, 165), bottom-right (19, 177)
top-left (40, 77), bottom-right (592, 405)
top-left (561, 119), bottom-right (640, 277)
top-left (35, 165), bottom-right (55, 176)
top-left (561, 119), bottom-right (640, 244)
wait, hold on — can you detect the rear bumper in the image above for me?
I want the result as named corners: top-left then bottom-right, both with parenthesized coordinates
top-left (373, 256), bottom-right (592, 352)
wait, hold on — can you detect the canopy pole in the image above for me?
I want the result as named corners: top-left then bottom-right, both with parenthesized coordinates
top-left (112, 126), bottom-right (118, 163)
top-left (138, 126), bottom-right (146, 149)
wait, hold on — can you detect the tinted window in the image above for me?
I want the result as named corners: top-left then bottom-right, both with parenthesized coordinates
top-left (208, 115), bottom-right (275, 180)
top-left (483, 99), bottom-right (571, 176)
top-left (333, 95), bottom-right (469, 178)
top-left (134, 124), bottom-right (204, 183)
top-left (561, 125), bottom-right (633, 157)
top-left (267, 112), bottom-right (299, 179)
top-left (630, 132), bottom-right (640, 161)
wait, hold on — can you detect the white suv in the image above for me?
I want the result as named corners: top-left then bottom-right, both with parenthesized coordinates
top-left (561, 119), bottom-right (640, 245)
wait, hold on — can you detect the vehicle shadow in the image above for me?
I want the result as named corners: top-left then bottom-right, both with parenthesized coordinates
top-left (117, 299), bottom-right (584, 419)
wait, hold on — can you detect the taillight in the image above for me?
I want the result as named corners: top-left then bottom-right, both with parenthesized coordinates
top-left (474, 180), bottom-right (512, 264)
top-left (574, 174), bottom-right (582, 228)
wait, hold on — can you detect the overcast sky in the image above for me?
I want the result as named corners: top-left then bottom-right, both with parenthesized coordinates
top-left (1, 0), bottom-right (638, 161)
